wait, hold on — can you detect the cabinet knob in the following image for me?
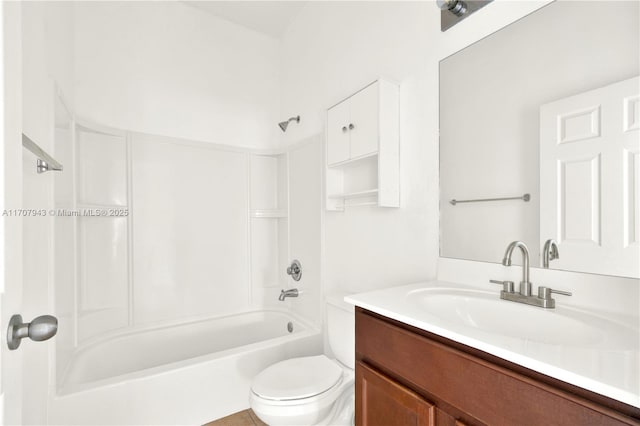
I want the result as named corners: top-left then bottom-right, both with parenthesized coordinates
top-left (349, 123), bottom-right (355, 130)
top-left (342, 126), bottom-right (348, 133)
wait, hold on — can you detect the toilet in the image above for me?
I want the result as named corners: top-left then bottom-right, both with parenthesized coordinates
top-left (250, 294), bottom-right (355, 426)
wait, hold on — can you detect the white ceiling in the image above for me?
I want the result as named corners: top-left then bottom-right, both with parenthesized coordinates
top-left (184, 1), bottom-right (307, 39)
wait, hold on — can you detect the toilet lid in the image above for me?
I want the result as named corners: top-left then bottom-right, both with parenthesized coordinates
top-left (251, 355), bottom-right (343, 401)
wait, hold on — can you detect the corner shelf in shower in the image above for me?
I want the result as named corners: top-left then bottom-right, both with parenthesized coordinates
top-left (250, 209), bottom-right (287, 218)
top-left (248, 152), bottom-right (289, 291)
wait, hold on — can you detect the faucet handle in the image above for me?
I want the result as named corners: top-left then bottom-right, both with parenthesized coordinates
top-left (286, 260), bottom-right (302, 281)
top-left (538, 286), bottom-right (572, 300)
top-left (489, 280), bottom-right (514, 293)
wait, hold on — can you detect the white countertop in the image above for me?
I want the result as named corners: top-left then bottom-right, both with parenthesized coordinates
top-left (345, 280), bottom-right (640, 408)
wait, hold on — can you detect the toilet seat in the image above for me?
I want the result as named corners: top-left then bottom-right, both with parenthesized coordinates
top-left (249, 358), bottom-right (354, 426)
top-left (251, 355), bottom-right (343, 401)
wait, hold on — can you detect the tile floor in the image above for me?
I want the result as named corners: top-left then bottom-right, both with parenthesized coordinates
top-left (204, 409), bottom-right (268, 426)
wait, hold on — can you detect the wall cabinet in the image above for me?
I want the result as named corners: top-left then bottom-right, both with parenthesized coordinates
top-left (326, 79), bottom-right (399, 210)
top-left (327, 82), bottom-right (380, 165)
top-left (355, 308), bottom-right (640, 426)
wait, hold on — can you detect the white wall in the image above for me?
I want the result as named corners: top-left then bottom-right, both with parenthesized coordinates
top-left (440, 1), bottom-right (640, 266)
top-left (279, 1), bottom-right (554, 297)
top-left (280, 2), bottom-right (440, 296)
top-left (73, 1), bottom-right (281, 150)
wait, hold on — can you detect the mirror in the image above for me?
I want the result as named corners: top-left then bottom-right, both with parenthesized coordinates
top-left (440, 1), bottom-right (640, 278)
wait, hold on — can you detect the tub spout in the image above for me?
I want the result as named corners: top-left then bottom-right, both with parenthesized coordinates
top-left (279, 288), bottom-right (299, 301)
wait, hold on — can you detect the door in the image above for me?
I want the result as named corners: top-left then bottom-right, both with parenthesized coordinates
top-left (327, 99), bottom-right (351, 165)
top-left (349, 82), bottom-right (379, 160)
top-left (540, 76), bottom-right (640, 277)
top-left (356, 361), bottom-right (435, 426)
top-left (1, 2), bottom-right (25, 424)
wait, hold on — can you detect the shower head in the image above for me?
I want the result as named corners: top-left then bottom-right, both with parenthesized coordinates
top-left (278, 115), bottom-right (300, 132)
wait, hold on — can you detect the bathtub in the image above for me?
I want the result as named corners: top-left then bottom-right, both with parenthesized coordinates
top-left (48, 310), bottom-right (322, 425)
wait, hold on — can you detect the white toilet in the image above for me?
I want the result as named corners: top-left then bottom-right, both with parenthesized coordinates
top-left (250, 294), bottom-right (355, 426)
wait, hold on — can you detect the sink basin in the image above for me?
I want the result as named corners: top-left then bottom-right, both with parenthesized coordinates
top-left (407, 288), bottom-right (637, 349)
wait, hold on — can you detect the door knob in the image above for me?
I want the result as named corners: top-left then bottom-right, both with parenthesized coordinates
top-left (7, 314), bottom-right (58, 350)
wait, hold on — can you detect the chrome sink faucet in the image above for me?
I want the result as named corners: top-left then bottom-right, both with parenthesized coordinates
top-left (502, 241), bottom-right (532, 296)
top-left (491, 240), bottom-right (572, 309)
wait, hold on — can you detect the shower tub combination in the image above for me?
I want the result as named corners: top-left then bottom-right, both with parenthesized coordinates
top-left (48, 310), bottom-right (321, 425)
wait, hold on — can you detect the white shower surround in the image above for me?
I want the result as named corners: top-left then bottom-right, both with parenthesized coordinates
top-left (49, 310), bottom-right (322, 425)
top-left (50, 111), bottom-right (324, 425)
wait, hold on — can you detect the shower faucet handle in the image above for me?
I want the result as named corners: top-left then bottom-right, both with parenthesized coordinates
top-left (286, 260), bottom-right (302, 281)
top-left (342, 126), bottom-right (348, 133)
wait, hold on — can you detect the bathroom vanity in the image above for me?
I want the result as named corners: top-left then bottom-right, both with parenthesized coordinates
top-left (346, 278), bottom-right (640, 426)
top-left (354, 307), bottom-right (640, 426)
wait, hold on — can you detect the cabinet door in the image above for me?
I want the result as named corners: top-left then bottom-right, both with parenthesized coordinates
top-left (327, 99), bottom-right (351, 165)
top-left (356, 361), bottom-right (435, 426)
top-left (349, 82), bottom-right (380, 159)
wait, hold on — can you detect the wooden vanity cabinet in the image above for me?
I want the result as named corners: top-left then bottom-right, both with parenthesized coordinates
top-left (355, 308), bottom-right (640, 426)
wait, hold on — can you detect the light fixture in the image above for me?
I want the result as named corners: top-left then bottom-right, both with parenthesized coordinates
top-left (437, 0), bottom-right (493, 32)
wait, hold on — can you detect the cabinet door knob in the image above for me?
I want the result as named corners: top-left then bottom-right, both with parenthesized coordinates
top-left (349, 123), bottom-right (355, 130)
top-left (342, 126), bottom-right (348, 133)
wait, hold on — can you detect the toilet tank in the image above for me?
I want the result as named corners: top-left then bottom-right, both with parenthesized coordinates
top-left (326, 293), bottom-right (355, 369)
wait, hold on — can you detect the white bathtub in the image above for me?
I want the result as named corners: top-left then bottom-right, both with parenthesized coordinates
top-left (48, 310), bottom-right (322, 425)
